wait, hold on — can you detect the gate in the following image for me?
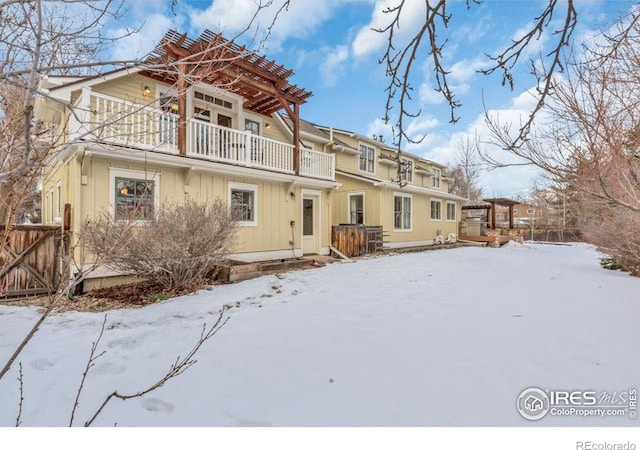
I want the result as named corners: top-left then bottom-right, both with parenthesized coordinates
top-left (0, 225), bottom-right (64, 300)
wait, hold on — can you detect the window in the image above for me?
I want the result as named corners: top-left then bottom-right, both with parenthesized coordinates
top-left (349, 193), bottom-right (364, 225)
top-left (194, 91), bottom-right (233, 109)
top-left (527, 208), bottom-right (535, 215)
top-left (394, 193), bottom-right (412, 230)
top-left (245, 119), bottom-right (260, 135)
top-left (229, 182), bottom-right (258, 226)
top-left (359, 145), bottom-right (375, 173)
top-left (432, 168), bottom-right (441, 188)
top-left (400, 158), bottom-right (413, 183)
top-left (114, 178), bottom-right (155, 221)
top-left (217, 114), bottom-right (232, 128)
top-left (110, 169), bottom-right (159, 222)
top-left (446, 202), bottom-right (456, 221)
top-left (430, 199), bottom-right (442, 220)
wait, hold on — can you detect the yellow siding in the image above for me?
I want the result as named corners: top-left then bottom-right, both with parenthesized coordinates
top-left (92, 74), bottom-right (155, 105)
top-left (333, 174), bottom-right (381, 226)
top-left (72, 156), bottom-right (330, 263)
top-left (335, 151), bottom-right (359, 173)
top-left (380, 190), bottom-right (459, 244)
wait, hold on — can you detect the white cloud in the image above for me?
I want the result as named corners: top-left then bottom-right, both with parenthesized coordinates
top-left (405, 115), bottom-right (440, 138)
top-left (352, 0), bottom-right (426, 58)
top-left (320, 45), bottom-right (350, 87)
top-left (189, 0), bottom-right (374, 51)
top-left (109, 14), bottom-right (180, 61)
top-left (417, 86), bottom-right (547, 197)
top-left (419, 82), bottom-right (446, 105)
top-left (366, 118), bottom-right (394, 143)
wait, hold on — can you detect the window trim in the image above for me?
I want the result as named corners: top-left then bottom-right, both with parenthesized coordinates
top-left (393, 192), bottom-right (412, 232)
top-left (347, 192), bottom-right (365, 225)
top-left (56, 180), bottom-right (62, 222)
top-left (109, 168), bottom-right (160, 222)
top-left (47, 188), bottom-right (54, 224)
top-left (446, 201), bottom-right (457, 222)
top-left (228, 181), bottom-right (258, 227)
top-left (359, 144), bottom-right (376, 174)
top-left (430, 198), bottom-right (442, 221)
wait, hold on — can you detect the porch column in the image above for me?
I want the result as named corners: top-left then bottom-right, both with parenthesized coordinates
top-left (490, 203), bottom-right (496, 229)
top-left (293, 103), bottom-right (300, 176)
top-left (177, 63), bottom-right (187, 156)
top-left (508, 205), bottom-right (514, 229)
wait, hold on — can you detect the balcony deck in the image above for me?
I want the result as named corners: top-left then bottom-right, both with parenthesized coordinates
top-left (70, 91), bottom-right (334, 181)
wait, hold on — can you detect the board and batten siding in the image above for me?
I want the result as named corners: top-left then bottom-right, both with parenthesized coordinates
top-left (333, 174), bottom-right (381, 226)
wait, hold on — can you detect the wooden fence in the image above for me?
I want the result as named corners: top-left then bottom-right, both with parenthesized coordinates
top-left (0, 225), bottom-right (65, 301)
top-left (331, 225), bottom-right (384, 258)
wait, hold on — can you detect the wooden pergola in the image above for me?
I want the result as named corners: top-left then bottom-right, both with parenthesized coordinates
top-left (461, 198), bottom-right (521, 229)
top-left (141, 29), bottom-right (312, 174)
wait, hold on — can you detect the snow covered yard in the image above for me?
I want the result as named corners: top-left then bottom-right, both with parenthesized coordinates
top-left (0, 243), bottom-right (638, 426)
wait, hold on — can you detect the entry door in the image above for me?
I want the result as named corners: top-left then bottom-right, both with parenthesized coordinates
top-left (302, 196), bottom-right (319, 254)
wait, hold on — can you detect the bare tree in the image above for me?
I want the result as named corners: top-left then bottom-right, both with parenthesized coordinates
top-left (376, 0), bottom-right (585, 153)
top-left (447, 132), bottom-right (483, 202)
top-left (0, 0), bottom-right (287, 410)
top-left (487, 11), bottom-right (640, 272)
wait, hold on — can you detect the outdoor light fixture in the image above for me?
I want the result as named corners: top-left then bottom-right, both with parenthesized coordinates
top-left (142, 86), bottom-right (152, 97)
top-left (264, 122), bottom-right (271, 130)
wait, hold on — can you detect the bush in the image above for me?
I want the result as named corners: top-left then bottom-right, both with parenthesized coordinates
top-left (83, 198), bottom-right (237, 291)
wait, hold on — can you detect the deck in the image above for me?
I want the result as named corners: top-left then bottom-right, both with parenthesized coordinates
top-left (458, 235), bottom-right (514, 247)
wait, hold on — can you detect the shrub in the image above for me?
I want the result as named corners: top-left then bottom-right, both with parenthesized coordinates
top-left (83, 198), bottom-right (237, 291)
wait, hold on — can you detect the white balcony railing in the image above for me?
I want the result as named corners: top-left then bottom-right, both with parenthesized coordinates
top-left (69, 90), bottom-right (334, 180)
top-left (300, 147), bottom-right (335, 181)
top-left (187, 120), bottom-right (295, 175)
top-left (82, 91), bottom-right (179, 154)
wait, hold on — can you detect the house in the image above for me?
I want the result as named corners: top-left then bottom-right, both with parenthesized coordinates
top-left (34, 30), bottom-right (337, 290)
top-left (291, 122), bottom-right (466, 248)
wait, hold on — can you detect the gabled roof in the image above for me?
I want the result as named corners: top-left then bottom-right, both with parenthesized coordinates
top-left (279, 115), bottom-right (352, 148)
top-left (141, 30), bottom-right (312, 116)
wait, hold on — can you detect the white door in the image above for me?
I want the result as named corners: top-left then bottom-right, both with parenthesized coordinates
top-left (302, 196), bottom-right (319, 254)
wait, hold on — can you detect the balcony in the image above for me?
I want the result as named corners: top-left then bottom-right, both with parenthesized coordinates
top-left (70, 90), bottom-right (334, 181)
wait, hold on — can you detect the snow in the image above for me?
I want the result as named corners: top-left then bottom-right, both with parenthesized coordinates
top-left (0, 243), bottom-right (638, 427)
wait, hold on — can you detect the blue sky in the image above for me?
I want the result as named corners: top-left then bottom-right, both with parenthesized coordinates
top-left (106, 0), bottom-right (634, 197)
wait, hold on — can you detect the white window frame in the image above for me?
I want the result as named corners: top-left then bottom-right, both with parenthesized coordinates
top-left (347, 192), bottom-right (365, 225)
top-left (56, 180), bottom-right (62, 222)
top-left (109, 168), bottom-right (160, 223)
top-left (228, 181), bottom-right (258, 227)
top-left (446, 201), bottom-right (457, 222)
top-left (47, 188), bottom-right (54, 224)
top-left (430, 198), bottom-right (442, 221)
top-left (359, 144), bottom-right (375, 174)
top-left (432, 168), bottom-right (441, 188)
top-left (393, 192), bottom-right (412, 232)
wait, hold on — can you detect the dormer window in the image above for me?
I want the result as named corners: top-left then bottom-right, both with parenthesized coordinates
top-left (359, 144), bottom-right (375, 173)
top-left (432, 168), bottom-right (441, 188)
top-left (400, 158), bottom-right (413, 183)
